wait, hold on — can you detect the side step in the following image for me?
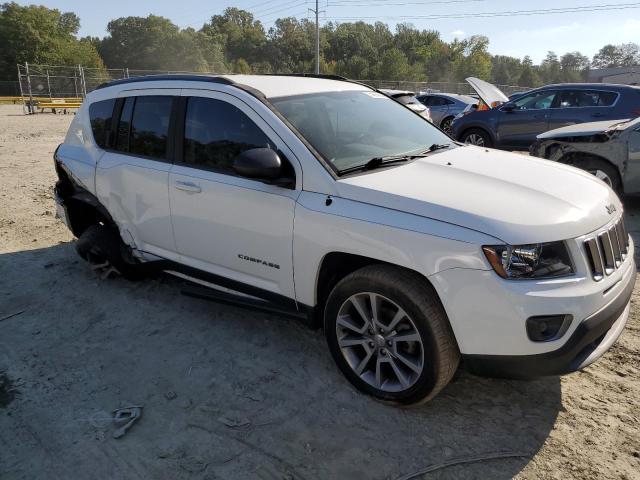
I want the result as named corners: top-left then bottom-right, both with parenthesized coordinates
top-left (181, 282), bottom-right (309, 321)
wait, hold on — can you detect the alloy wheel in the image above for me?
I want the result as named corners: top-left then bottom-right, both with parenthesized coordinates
top-left (464, 133), bottom-right (485, 146)
top-left (335, 292), bottom-right (425, 392)
top-left (591, 169), bottom-right (613, 188)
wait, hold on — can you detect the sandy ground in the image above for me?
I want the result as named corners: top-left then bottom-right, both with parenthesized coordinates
top-left (0, 104), bottom-right (638, 480)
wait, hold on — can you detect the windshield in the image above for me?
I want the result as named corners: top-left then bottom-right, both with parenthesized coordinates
top-left (271, 90), bottom-right (451, 173)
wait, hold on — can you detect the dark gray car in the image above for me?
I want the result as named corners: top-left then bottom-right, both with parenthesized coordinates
top-left (452, 78), bottom-right (640, 150)
top-left (530, 117), bottom-right (640, 194)
top-left (416, 92), bottom-right (477, 134)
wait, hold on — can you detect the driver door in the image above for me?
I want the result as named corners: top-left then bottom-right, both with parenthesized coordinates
top-left (168, 90), bottom-right (301, 299)
top-left (497, 90), bottom-right (557, 148)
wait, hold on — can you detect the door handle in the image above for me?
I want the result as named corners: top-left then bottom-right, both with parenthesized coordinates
top-left (591, 112), bottom-right (605, 118)
top-left (174, 180), bottom-right (202, 193)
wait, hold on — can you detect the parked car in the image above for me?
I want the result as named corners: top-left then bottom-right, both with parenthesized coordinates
top-left (531, 117), bottom-right (640, 194)
top-left (54, 74), bottom-right (634, 405)
top-left (416, 92), bottom-right (477, 134)
top-left (380, 89), bottom-right (432, 123)
top-left (452, 77), bottom-right (640, 150)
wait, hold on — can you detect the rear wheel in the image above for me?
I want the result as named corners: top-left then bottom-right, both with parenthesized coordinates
top-left (75, 224), bottom-right (146, 280)
top-left (461, 128), bottom-right (492, 147)
top-left (324, 265), bottom-right (460, 405)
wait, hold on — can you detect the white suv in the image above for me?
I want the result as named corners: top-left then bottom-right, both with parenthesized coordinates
top-left (54, 74), bottom-right (635, 404)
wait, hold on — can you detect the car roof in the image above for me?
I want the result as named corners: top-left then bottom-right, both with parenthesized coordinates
top-left (428, 92), bottom-right (477, 103)
top-left (379, 89), bottom-right (415, 96)
top-left (96, 74), bottom-right (371, 99)
top-left (538, 83), bottom-right (640, 91)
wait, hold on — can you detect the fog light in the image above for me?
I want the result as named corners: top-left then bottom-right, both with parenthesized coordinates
top-left (526, 315), bottom-right (572, 342)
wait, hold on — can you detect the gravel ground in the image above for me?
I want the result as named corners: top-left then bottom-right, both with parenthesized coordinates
top-left (0, 104), bottom-right (638, 480)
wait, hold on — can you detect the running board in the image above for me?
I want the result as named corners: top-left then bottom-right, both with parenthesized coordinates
top-left (180, 282), bottom-right (308, 321)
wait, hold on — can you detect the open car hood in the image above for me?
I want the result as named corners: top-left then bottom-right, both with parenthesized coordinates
top-left (465, 77), bottom-right (509, 108)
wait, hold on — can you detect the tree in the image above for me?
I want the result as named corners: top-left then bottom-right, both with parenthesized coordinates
top-left (98, 15), bottom-right (223, 72)
top-left (559, 51), bottom-right (589, 82)
top-left (201, 8), bottom-right (266, 66)
top-left (592, 43), bottom-right (640, 68)
top-left (518, 56), bottom-right (541, 87)
top-left (491, 55), bottom-right (522, 85)
top-left (0, 2), bottom-right (103, 75)
top-left (375, 48), bottom-right (411, 80)
top-left (453, 35), bottom-right (492, 81)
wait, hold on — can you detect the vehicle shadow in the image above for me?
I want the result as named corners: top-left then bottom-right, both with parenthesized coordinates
top-left (0, 243), bottom-right (560, 480)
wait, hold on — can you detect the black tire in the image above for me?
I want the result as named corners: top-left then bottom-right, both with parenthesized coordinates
top-left (75, 224), bottom-right (146, 280)
top-left (560, 156), bottom-right (622, 195)
top-left (324, 264), bottom-right (460, 405)
top-left (461, 128), bottom-right (493, 147)
top-left (440, 116), bottom-right (454, 135)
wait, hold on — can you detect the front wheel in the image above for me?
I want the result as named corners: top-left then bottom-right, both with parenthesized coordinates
top-left (324, 265), bottom-right (460, 405)
top-left (461, 128), bottom-right (492, 147)
top-left (440, 116), bottom-right (454, 135)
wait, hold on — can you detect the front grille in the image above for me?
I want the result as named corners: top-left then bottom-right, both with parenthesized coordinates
top-left (584, 216), bottom-right (629, 281)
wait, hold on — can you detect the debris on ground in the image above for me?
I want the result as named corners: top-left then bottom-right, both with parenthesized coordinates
top-left (113, 405), bottom-right (143, 439)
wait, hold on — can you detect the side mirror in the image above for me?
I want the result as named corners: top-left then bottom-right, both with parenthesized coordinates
top-left (501, 103), bottom-right (516, 113)
top-left (233, 148), bottom-right (282, 180)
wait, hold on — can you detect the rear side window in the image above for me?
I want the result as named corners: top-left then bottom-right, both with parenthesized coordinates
top-left (183, 97), bottom-right (272, 172)
top-left (89, 99), bottom-right (115, 148)
top-left (430, 97), bottom-right (453, 106)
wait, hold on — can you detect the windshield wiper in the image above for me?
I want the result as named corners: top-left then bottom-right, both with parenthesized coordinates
top-left (337, 144), bottom-right (452, 175)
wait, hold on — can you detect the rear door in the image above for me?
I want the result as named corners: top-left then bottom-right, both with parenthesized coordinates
top-left (95, 89), bottom-right (180, 258)
top-left (423, 96), bottom-right (452, 125)
top-left (496, 90), bottom-right (557, 148)
top-left (168, 90), bottom-right (301, 299)
top-left (547, 89), bottom-right (620, 131)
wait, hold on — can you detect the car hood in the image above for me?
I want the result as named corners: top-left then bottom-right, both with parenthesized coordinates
top-left (335, 146), bottom-right (621, 245)
top-left (466, 77), bottom-right (509, 108)
top-left (536, 119), bottom-right (632, 139)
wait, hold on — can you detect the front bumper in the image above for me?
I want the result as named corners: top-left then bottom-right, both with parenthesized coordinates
top-left (462, 263), bottom-right (634, 378)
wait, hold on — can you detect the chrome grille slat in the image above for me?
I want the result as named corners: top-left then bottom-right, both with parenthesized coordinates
top-left (584, 216), bottom-right (628, 281)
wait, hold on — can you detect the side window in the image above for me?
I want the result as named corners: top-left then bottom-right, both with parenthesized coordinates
top-left (430, 97), bottom-right (450, 107)
top-left (514, 91), bottom-right (556, 110)
top-left (116, 97), bottom-right (134, 152)
top-left (596, 91), bottom-right (618, 107)
top-left (130, 96), bottom-right (173, 159)
top-left (89, 99), bottom-right (115, 148)
top-left (556, 90), bottom-right (617, 108)
top-left (183, 97), bottom-right (273, 172)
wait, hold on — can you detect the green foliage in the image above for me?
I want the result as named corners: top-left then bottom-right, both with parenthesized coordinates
top-left (4, 4), bottom-right (640, 89)
top-left (0, 2), bottom-right (103, 76)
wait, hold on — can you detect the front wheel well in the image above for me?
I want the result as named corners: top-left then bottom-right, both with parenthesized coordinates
top-left (458, 126), bottom-right (494, 146)
top-left (557, 152), bottom-right (622, 192)
top-left (312, 252), bottom-right (441, 328)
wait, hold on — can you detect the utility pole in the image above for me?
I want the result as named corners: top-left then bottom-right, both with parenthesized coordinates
top-left (309, 0), bottom-right (324, 74)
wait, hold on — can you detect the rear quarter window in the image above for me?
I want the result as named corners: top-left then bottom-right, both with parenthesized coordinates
top-left (88, 99), bottom-right (116, 148)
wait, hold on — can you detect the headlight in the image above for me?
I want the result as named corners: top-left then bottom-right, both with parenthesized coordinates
top-left (482, 242), bottom-right (574, 279)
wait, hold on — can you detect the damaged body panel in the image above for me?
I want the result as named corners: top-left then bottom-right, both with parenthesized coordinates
top-left (531, 117), bottom-right (640, 194)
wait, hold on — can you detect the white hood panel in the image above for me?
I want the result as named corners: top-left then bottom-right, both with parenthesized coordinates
top-left (336, 146), bottom-right (621, 245)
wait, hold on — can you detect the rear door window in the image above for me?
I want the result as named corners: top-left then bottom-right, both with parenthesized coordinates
top-left (116, 97), bottom-right (134, 152)
top-left (129, 96), bottom-right (173, 159)
top-left (183, 97), bottom-right (273, 172)
top-left (556, 90), bottom-right (618, 108)
top-left (88, 99), bottom-right (115, 148)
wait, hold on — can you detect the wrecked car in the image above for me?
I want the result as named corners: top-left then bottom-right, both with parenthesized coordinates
top-left (531, 117), bottom-right (640, 194)
top-left (452, 78), bottom-right (640, 150)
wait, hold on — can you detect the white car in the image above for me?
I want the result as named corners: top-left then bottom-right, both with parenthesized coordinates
top-left (54, 74), bottom-right (634, 405)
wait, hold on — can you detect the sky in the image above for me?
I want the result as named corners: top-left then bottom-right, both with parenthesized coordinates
top-left (16, 0), bottom-right (640, 63)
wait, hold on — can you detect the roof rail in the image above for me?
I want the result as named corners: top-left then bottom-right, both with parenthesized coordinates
top-left (96, 74), bottom-right (235, 90)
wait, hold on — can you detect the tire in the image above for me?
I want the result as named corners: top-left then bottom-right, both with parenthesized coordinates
top-left (560, 156), bottom-right (622, 194)
top-left (324, 264), bottom-right (460, 405)
top-left (75, 224), bottom-right (146, 280)
top-left (461, 128), bottom-right (493, 147)
top-left (440, 116), bottom-right (454, 135)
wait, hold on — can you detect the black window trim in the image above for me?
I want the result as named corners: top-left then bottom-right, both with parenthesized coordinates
top-left (551, 89), bottom-right (620, 110)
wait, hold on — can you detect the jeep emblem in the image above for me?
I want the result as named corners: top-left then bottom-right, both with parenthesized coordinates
top-left (606, 204), bottom-right (616, 215)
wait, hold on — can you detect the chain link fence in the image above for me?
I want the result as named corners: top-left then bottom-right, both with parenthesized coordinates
top-left (7, 63), bottom-right (528, 113)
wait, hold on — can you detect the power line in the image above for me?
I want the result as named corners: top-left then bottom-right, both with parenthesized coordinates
top-left (252, 0), bottom-right (309, 16)
top-left (329, 0), bottom-right (486, 4)
top-left (326, 2), bottom-right (640, 20)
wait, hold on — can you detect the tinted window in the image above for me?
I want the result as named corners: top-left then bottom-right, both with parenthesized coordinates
top-left (89, 99), bottom-right (115, 148)
top-left (184, 97), bottom-right (272, 172)
top-left (429, 97), bottom-right (451, 106)
top-left (513, 91), bottom-right (556, 110)
top-left (557, 90), bottom-right (618, 108)
top-left (130, 96), bottom-right (173, 159)
top-left (116, 97), bottom-right (134, 152)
